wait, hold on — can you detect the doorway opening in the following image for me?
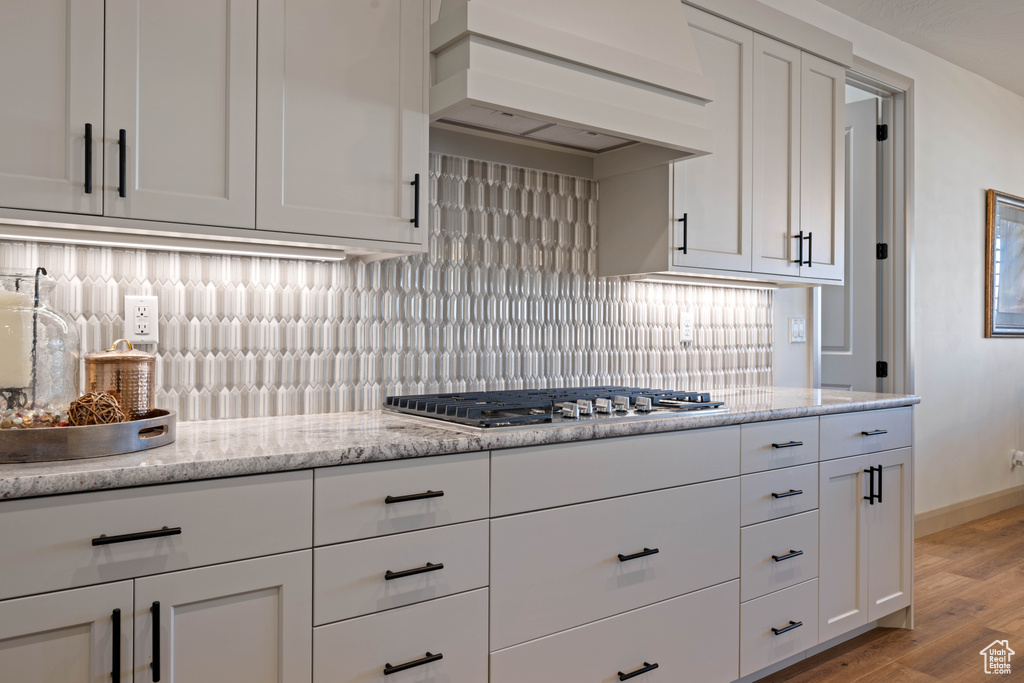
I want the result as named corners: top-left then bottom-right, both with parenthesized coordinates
top-left (816, 59), bottom-right (914, 396)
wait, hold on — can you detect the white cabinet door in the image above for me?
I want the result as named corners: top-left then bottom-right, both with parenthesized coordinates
top-left (134, 551), bottom-right (312, 683)
top-left (799, 53), bottom-right (845, 280)
top-left (257, 0), bottom-right (428, 244)
top-left (867, 448), bottom-right (913, 621)
top-left (104, 0), bottom-right (257, 228)
top-left (0, 0), bottom-right (103, 214)
top-left (817, 454), bottom-right (870, 642)
top-left (751, 35), bottom-right (801, 278)
top-left (674, 9), bottom-right (753, 272)
top-left (0, 581), bottom-right (132, 683)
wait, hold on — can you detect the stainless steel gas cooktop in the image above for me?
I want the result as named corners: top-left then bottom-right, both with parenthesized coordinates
top-left (383, 387), bottom-right (727, 429)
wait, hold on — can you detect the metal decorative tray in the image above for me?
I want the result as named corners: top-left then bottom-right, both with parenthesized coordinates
top-left (0, 410), bottom-right (176, 464)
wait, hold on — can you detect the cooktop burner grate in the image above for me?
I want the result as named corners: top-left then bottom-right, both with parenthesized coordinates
top-left (384, 387), bottom-right (725, 428)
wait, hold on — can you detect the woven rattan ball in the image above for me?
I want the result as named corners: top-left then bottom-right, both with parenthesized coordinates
top-left (68, 392), bottom-right (127, 426)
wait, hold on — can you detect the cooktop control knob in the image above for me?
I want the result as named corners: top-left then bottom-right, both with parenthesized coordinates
top-left (613, 395), bottom-right (631, 412)
top-left (595, 398), bottom-right (613, 414)
top-left (577, 399), bottom-right (594, 415)
top-left (635, 396), bottom-right (653, 412)
top-left (561, 402), bottom-right (581, 419)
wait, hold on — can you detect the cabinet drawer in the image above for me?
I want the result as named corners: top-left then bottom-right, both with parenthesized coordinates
top-left (490, 477), bottom-right (739, 650)
top-left (314, 520), bottom-right (488, 625)
top-left (491, 426), bottom-right (739, 516)
top-left (491, 580), bottom-right (739, 683)
top-left (0, 470), bottom-right (311, 602)
top-left (740, 579), bottom-right (819, 677)
top-left (314, 452), bottom-right (488, 545)
top-left (820, 408), bottom-right (912, 460)
top-left (741, 464), bottom-right (818, 526)
top-left (741, 417), bottom-right (819, 473)
top-left (313, 588), bottom-right (488, 683)
top-left (741, 511), bottom-right (819, 602)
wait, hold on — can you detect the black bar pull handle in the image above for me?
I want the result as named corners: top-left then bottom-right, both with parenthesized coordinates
top-left (111, 608), bottom-right (121, 681)
top-left (864, 466), bottom-right (877, 505)
top-left (877, 464), bottom-right (883, 504)
top-left (792, 230), bottom-right (805, 264)
top-left (772, 549), bottom-right (804, 562)
top-left (618, 662), bottom-right (660, 681)
top-left (383, 651), bottom-right (443, 676)
top-left (618, 547), bottom-right (659, 563)
top-left (771, 441), bottom-right (804, 449)
top-left (771, 620), bottom-right (803, 636)
top-left (385, 490), bottom-right (443, 505)
top-left (117, 129), bottom-right (127, 197)
top-left (385, 562), bottom-right (444, 581)
top-left (84, 123), bottom-right (93, 194)
top-left (92, 526), bottom-right (182, 546)
top-left (410, 173), bottom-right (421, 227)
top-left (675, 213), bottom-right (688, 254)
top-left (151, 602), bottom-right (161, 682)
top-left (861, 429), bottom-right (888, 437)
top-left (771, 489), bottom-right (804, 499)
top-left (805, 232), bottom-right (813, 267)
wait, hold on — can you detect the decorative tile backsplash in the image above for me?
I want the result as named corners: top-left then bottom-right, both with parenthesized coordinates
top-left (0, 154), bottom-right (773, 421)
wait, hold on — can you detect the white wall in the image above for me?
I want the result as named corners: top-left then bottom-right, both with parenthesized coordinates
top-left (761, 0), bottom-right (1024, 513)
top-left (772, 288), bottom-right (812, 387)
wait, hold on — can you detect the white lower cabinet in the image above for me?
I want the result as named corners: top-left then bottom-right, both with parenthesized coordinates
top-left (491, 580), bottom-right (740, 683)
top-left (0, 551), bottom-right (311, 683)
top-left (740, 579), bottom-right (819, 677)
top-left (0, 581), bottom-right (133, 682)
top-left (740, 510), bottom-right (819, 602)
top-left (313, 520), bottom-right (489, 624)
top-left (313, 588), bottom-right (488, 683)
top-left (489, 478), bottom-right (740, 650)
top-left (134, 551), bottom-right (312, 683)
top-left (818, 448), bottom-right (913, 642)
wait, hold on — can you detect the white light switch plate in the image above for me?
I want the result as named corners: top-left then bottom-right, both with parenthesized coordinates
top-left (789, 317), bottom-right (806, 344)
top-left (680, 312), bottom-right (695, 343)
top-left (125, 295), bottom-right (159, 345)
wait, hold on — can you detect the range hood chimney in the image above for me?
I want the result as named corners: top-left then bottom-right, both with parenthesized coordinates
top-left (430, 0), bottom-right (715, 178)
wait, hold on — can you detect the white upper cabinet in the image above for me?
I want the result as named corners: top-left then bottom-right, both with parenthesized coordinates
top-left (751, 35), bottom-right (801, 278)
top-left (800, 53), bottom-right (846, 280)
top-left (257, 0), bottom-right (428, 246)
top-left (673, 10), bottom-right (754, 272)
top-left (597, 8), bottom-right (847, 287)
top-left (0, 0), bottom-right (103, 215)
top-left (104, 0), bottom-right (257, 228)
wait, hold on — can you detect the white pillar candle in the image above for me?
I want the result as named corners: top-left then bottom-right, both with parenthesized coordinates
top-left (0, 289), bottom-right (33, 389)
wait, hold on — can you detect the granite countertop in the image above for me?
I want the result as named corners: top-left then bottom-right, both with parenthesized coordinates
top-left (0, 387), bottom-right (919, 500)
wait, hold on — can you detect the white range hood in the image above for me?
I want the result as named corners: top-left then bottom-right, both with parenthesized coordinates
top-left (430, 0), bottom-right (715, 178)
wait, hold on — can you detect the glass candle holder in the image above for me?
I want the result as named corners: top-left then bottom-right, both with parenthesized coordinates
top-left (0, 268), bottom-right (81, 421)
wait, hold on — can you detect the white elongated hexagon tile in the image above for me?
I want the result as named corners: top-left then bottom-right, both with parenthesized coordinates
top-left (0, 154), bottom-right (773, 421)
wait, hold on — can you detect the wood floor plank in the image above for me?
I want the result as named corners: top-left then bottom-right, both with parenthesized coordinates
top-left (853, 662), bottom-right (940, 683)
top-left (896, 625), bottom-right (1016, 680)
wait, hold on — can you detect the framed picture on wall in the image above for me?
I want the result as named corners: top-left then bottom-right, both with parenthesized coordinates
top-left (986, 189), bottom-right (1024, 337)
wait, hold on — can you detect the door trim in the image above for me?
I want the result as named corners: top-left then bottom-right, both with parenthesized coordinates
top-left (813, 57), bottom-right (914, 396)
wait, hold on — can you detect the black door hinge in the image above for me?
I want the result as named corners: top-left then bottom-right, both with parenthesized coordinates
top-left (876, 243), bottom-right (888, 260)
top-left (876, 361), bottom-right (889, 378)
top-left (877, 124), bottom-right (889, 141)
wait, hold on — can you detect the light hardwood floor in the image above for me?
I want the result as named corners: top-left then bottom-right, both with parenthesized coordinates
top-left (760, 504), bottom-right (1024, 682)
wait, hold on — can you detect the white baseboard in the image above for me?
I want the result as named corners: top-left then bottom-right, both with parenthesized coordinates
top-left (915, 483), bottom-right (1024, 538)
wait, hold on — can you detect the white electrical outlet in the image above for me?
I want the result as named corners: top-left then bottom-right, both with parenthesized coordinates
top-left (680, 312), bottom-right (695, 344)
top-left (1012, 450), bottom-right (1024, 472)
top-left (125, 295), bottom-right (159, 345)
top-left (789, 317), bottom-right (807, 344)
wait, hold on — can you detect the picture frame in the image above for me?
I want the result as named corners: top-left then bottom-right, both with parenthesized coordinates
top-left (986, 189), bottom-right (1024, 337)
